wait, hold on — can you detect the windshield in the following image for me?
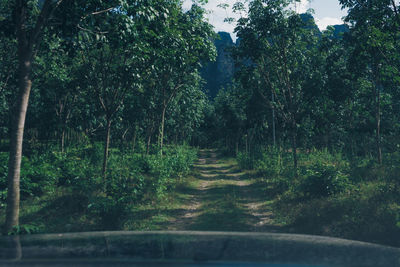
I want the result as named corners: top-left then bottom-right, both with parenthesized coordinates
top-left (1, 0), bottom-right (400, 266)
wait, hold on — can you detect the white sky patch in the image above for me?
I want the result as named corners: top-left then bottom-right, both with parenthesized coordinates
top-left (315, 17), bottom-right (344, 30)
top-left (183, 0), bottom-right (346, 40)
top-left (183, 0), bottom-right (243, 40)
top-left (294, 0), bottom-right (310, 13)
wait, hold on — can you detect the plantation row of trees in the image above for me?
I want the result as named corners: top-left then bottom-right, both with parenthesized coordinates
top-left (0, 0), bottom-right (215, 233)
top-left (204, 0), bottom-right (400, 246)
top-left (209, 0), bottom-right (400, 168)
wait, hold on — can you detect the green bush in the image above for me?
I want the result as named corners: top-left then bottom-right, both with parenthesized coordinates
top-left (107, 153), bottom-right (146, 202)
top-left (0, 152), bottom-right (59, 199)
top-left (87, 195), bottom-right (127, 229)
top-left (164, 145), bottom-right (197, 177)
top-left (142, 145), bottom-right (197, 197)
top-left (50, 149), bottom-right (100, 194)
top-left (273, 150), bottom-right (400, 247)
top-left (274, 181), bottom-right (400, 247)
top-left (0, 144), bottom-right (198, 232)
top-left (296, 162), bottom-right (350, 199)
top-left (255, 149), bottom-right (284, 177)
top-left (237, 152), bottom-right (255, 170)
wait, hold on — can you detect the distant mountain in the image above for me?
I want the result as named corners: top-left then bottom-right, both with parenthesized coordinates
top-left (331, 24), bottom-right (350, 39)
top-left (201, 32), bottom-right (236, 99)
top-left (300, 13), bottom-right (321, 34)
top-left (201, 16), bottom-right (349, 99)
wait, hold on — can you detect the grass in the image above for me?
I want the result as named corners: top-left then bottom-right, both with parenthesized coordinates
top-left (0, 149), bottom-right (282, 236)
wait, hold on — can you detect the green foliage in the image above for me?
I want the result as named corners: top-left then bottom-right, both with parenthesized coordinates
top-left (107, 154), bottom-right (145, 201)
top-left (0, 152), bottom-right (58, 199)
top-left (7, 223), bottom-right (45, 235)
top-left (87, 196), bottom-right (127, 229)
top-left (82, 145), bottom-right (198, 226)
top-left (270, 149), bottom-right (400, 247)
top-left (50, 148), bottom-right (101, 194)
top-left (275, 180), bottom-right (400, 246)
top-left (141, 145), bottom-right (197, 197)
top-left (255, 150), bottom-right (284, 178)
top-left (296, 162), bottom-right (350, 199)
top-left (0, 143), bottom-right (198, 232)
top-left (237, 152), bottom-right (255, 170)
top-left (238, 149), bottom-right (351, 199)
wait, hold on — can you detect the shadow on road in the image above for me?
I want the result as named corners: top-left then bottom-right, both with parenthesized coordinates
top-left (170, 149), bottom-right (285, 233)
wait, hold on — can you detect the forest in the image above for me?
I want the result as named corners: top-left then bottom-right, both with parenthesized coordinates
top-left (1, 0), bottom-right (400, 249)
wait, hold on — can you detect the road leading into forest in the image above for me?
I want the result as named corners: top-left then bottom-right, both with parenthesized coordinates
top-left (167, 149), bottom-right (283, 232)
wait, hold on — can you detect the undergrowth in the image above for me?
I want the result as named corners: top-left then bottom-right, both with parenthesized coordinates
top-left (0, 144), bottom-right (197, 234)
top-left (238, 148), bottom-right (400, 247)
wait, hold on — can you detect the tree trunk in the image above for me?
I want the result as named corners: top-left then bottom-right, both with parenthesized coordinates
top-left (235, 136), bottom-right (239, 156)
top-left (372, 66), bottom-right (383, 165)
top-left (376, 83), bottom-right (382, 164)
top-left (102, 118), bottom-right (111, 181)
top-left (132, 129), bottom-right (137, 153)
top-left (272, 90), bottom-right (276, 147)
top-left (291, 120), bottom-right (298, 175)
top-left (4, 54), bottom-right (32, 234)
top-left (159, 105), bottom-right (166, 155)
top-left (61, 126), bottom-right (65, 153)
top-left (146, 130), bottom-right (152, 155)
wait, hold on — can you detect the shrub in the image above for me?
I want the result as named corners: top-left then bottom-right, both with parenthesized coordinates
top-left (255, 149), bottom-right (284, 177)
top-left (1, 152), bottom-right (59, 199)
top-left (107, 153), bottom-right (146, 202)
top-left (142, 145), bottom-right (197, 197)
top-left (164, 145), bottom-right (197, 177)
top-left (274, 181), bottom-right (400, 247)
top-left (51, 150), bottom-right (100, 195)
top-left (296, 162), bottom-right (351, 199)
top-left (87, 196), bottom-right (127, 229)
top-left (237, 152), bottom-right (255, 170)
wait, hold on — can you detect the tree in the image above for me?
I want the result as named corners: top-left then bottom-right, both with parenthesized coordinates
top-left (144, 3), bottom-right (216, 153)
top-left (339, 0), bottom-right (400, 163)
top-left (1, 0), bottom-right (126, 234)
top-left (2, 0), bottom-right (66, 234)
top-left (235, 0), bottom-right (321, 171)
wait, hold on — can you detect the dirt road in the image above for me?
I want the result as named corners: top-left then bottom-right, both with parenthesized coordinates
top-left (167, 149), bottom-right (282, 232)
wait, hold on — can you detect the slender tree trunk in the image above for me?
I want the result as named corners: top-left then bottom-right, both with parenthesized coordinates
top-left (4, 54), bottom-right (32, 234)
top-left (376, 83), bottom-right (382, 164)
top-left (235, 135), bottom-right (239, 156)
top-left (159, 105), bottom-right (166, 155)
top-left (272, 91), bottom-right (276, 147)
top-left (146, 129), bottom-right (152, 155)
top-left (102, 118), bottom-right (111, 181)
top-left (61, 125), bottom-right (65, 153)
top-left (371, 65), bottom-right (383, 165)
top-left (132, 129), bottom-right (137, 153)
top-left (291, 120), bottom-right (298, 175)
top-left (245, 134), bottom-right (248, 154)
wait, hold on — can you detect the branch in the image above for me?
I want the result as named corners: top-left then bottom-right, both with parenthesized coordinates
top-left (77, 25), bottom-right (109, 35)
top-left (77, 6), bottom-right (116, 35)
top-left (167, 83), bottom-right (185, 106)
top-left (0, 71), bottom-right (12, 93)
top-left (29, 0), bottom-right (65, 53)
top-left (80, 7), bottom-right (116, 21)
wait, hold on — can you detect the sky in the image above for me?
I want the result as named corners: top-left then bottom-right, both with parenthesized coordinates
top-left (183, 0), bottom-right (348, 40)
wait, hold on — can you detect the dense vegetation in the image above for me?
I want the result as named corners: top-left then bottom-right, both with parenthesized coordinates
top-left (206, 0), bottom-right (400, 246)
top-left (1, 0), bottom-right (400, 248)
top-left (0, 0), bottom-right (215, 233)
